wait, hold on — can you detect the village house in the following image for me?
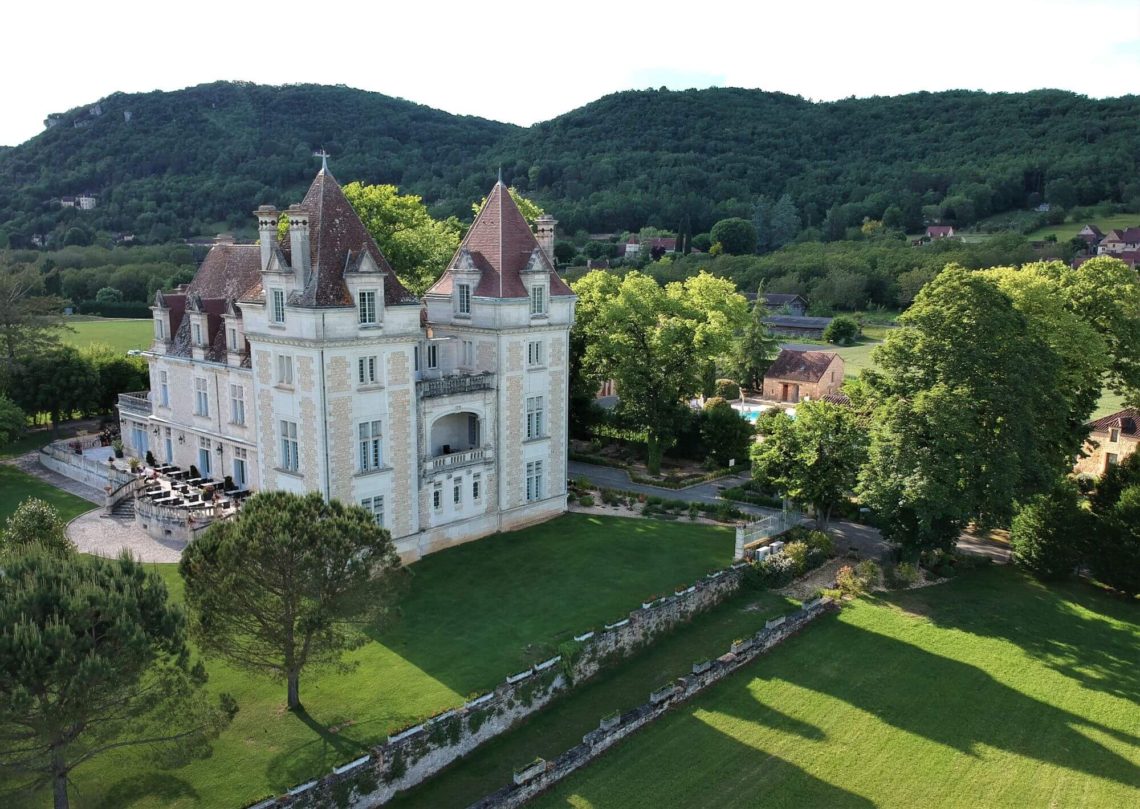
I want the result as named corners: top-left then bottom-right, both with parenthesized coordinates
top-left (925, 225), bottom-right (955, 239)
top-left (1073, 407), bottom-right (1139, 477)
top-left (756, 293), bottom-right (807, 317)
top-left (1097, 227), bottom-right (1140, 255)
top-left (1076, 224), bottom-right (1103, 249)
top-left (118, 166), bottom-right (575, 563)
top-left (761, 314), bottom-right (834, 340)
top-left (761, 349), bottom-right (844, 404)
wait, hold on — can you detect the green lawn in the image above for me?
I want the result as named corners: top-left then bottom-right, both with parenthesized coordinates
top-left (534, 567), bottom-right (1140, 809)
top-left (1026, 213), bottom-right (1138, 243)
top-left (394, 589), bottom-right (795, 809)
top-left (20, 514), bottom-right (736, 809)
top-left (60, 316), bottom-right (152, 354)
top-left (0, 465), bottom-right (96, 524)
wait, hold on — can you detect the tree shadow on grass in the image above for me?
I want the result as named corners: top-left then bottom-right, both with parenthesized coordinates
top-left (262, 707), bottom-right (376, 791)
top-left (91, 772), bottom-right (198, 809)
top-left (882, 567), bottom-right (1140, 704)
top-left (785, 615), bottom-right (1140, 792)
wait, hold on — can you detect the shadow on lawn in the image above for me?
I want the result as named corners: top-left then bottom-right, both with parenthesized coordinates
top-left (262, 707), bottom-right (375, 790)
top-left (782, 614), bottom-right (1140, 791)
top-left (885, 568), bottom-right (1140, 704)
top-left (92, 772), bottom-right (198, 809)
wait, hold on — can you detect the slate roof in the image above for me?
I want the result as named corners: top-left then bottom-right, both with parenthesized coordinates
top-left (1088, 407), bottom-right (1139, 437)
top-left (280, 169), bottom-right (417, 308)
top-left (764, 349), bottom-right (840, 383)
top-left (762, 293), bottom-right (806, 307)
top-left (426, 182), bottom-right (574, 299)
top-left (762, 315), bottom-right (834, 328)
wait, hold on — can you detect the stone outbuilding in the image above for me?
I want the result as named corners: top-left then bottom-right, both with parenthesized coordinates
top-left (1074, 407), bottom-right (1139, 477)
top-left (761, 349), bottom-right (844, 404)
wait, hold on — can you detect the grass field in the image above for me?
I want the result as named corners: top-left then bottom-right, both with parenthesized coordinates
top-left (60, 316), bottom-right (152, 354)
top-left (16, 514), bottom-right (737, 809)
top-left (534, 567), bottom-right (1140, 809)
top-left (1025, 213), bottom-right (1138, 243)
top-left (0, 465), bottom-right (96, 524)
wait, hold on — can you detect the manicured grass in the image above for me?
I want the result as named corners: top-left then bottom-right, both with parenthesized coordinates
top-left (534, 567), bottom-right (1140, 809)
top-left (1025, 213), bottom-right (1139, 243)
top-left (21, 514), bottom-right (735, 809)
top-left (394, 589), bottom-right (796, 809)
top-left (0, 465), bottom-right (96, 525)
top-left (0, 429), bottom-right (54, 460)
top-left (60, 316), bottom-right (152, 354)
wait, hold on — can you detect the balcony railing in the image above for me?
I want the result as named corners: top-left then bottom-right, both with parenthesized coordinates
top-left (117, 391), bottom-right (152, 415)
top-left (417, 372), bottom-right (494, 399)
top-left (423, 446), bottom-right (492, 476)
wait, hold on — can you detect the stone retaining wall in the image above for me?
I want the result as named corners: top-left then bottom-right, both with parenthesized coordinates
top-left (470, 597), bottom-right (838, 809)
top-left (244, 562), bottom-right (750, 808)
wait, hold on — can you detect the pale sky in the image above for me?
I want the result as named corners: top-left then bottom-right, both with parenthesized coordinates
top-left (2, 0), bottom-right (1137, 147)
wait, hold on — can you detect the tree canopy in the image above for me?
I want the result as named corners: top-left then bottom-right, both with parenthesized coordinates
top-left (179, 491), bottom-right (405, 710)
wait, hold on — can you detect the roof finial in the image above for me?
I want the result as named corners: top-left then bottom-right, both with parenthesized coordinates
top-left (314, 148), bottom-right (330, 174)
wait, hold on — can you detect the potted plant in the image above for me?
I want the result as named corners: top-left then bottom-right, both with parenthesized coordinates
top-left (145, 450), bottom-right (156, 467)
top-left (189, 464), bottom-right (200, 480)
top-left (128, 457), bottom-right (142, 473)
top-left (223, 475), bottom-right (235, 492)
top-left (111, 439), bottom-right (124, 459)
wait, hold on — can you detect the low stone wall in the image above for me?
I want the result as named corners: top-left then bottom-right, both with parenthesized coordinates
top-left (39, 444), bottom-right (131, 492)
top-left (244, 562), bottom-right (750, 808)
top-left (470, 597), bottom-right (839, 809)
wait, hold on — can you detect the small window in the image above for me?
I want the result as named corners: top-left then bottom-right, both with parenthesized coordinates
top-left (1106, 452), bottom-right (1119, 467)
top-left (530, 285), bottom-right (546, 316)
top-left (277, 354), bottom-right (294, 386)
top-left (194, 377), bottom-right (209, 417)
top-left (1109, 428), bottom-right (1121, 442)
top-left (362, 495), bottom-right (384, 527)
top-left (457, 283), bottom-right (471, 316)
top-left (271, 289), bottom-right (286, 324)
top-left (432, 485), bottom-right (442, 510)
top-left (228, 327), bottom-right (238, 351)
top-left (155, 319), bottom-right (165, 340)
top-left (472, 473), bottom-right (481, 500)
top-left (229, 384), bottom-right (245, 425)
top-left (453, 480), bottom-right (462, 505)
top-left (280, 420), bottom-right (299, 472)
top-left (358, 355), bottom-right (378, 385)
top-left (527, 340), bottom-right (544, 367)
top-left (358, 290), bottom-right (377, 325)
top-left (426, 343), bottom-right (438, 370)
top-left (526, 460), bottom-right (544, 502)
top-left (358, 420), bottom-right (383, 472)
top-left (462, 340), bottom-right (474, 368)
top-left (192, 322), bottom-right (203, 346)
top-left (159, 370), bottom-right (169, 408)
top-left (526, 395), bottom-right (545, 439)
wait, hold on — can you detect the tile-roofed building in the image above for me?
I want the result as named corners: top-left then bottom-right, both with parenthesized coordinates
top-left (1097, 227), bottom-right (1140, 255)
top-left (121, 167), bottom-right (574, 564)
top-left (925, 225), bottom-right (955, 239)
top-left (1074, 407), bottom-right (1140, 477)
top-left (426, 181), bottom-right (573, 301)
top-left (762, 314), bottom-right (833, 339)
top-left (762, 349), bottom-right (844, 403)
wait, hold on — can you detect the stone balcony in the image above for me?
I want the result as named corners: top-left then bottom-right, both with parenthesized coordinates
top-left (422, 446), bottom-right (492, 477)
top-left (417, 371), bottom-right (494, 399)
top-left (117, 391), bottom-right (152, 415)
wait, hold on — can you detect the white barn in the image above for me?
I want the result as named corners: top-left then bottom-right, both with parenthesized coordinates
top-left (119, 168), bottom-right (575, 563)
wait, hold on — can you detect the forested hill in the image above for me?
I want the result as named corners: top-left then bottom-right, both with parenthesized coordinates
top-left (2, 82), bottom-right (1138, 245)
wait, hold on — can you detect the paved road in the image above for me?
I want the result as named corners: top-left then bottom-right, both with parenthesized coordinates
top-left (568, 460), bottom-right (1002, 564)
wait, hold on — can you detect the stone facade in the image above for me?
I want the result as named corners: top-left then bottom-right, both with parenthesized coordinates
top-left (762, 350), bottom-right (845, 404)
top-left (119, 170), bottom-right (574, 561)
top-left (1073, 407), bottom-right (1140, 477)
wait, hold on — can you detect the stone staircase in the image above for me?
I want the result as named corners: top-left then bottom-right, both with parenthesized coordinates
top-left (110, 498), bottom-right (135, 520)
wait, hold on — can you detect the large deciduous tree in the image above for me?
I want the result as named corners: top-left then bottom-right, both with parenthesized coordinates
top-left (575, 270), bottom-right (748, 474)
top-left (0, 268), bottom-right (68, 374)
top-left (0, 394), bottom-right (26, 448)
top-left (859, 266), bottom-right (1065, 554)
top-left (6, 346), bottom-right (100, 428)
top-left (750, 400), bottom-right (866, 530)
top-left (0, 547), bottom-right (233, 809)
top-left (339, 182), bottom-right (462, 296)
top-left (179, 491), bottom-right (404, 710)
top-left (709, 217), bottom-right (758, 256)
top-left (700, 398), bottom-right (755, 468)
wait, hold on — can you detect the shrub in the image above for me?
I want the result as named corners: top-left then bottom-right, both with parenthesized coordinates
top-left (804, 530), bottom-right (834, 556)
top-left (753, 553), bottom-right (798, 588)
top-left (701, 397), bottom-right (754, 467)
top-left (783, 540), bottom-right (810, 575)
top-left (1, 498), bottom-right (75, 558)
top-left (1010, 478), bottom-right (1087, 580)
top-left (0, 394), bottom-right (27, 447)
top-left (714, 379), bottom-right (741, 400)
top-left (823, 315), bottom-right (861, 345)
top-left (885, 561), bottom-right (919, 588)
top-left (578, 495), bottom-right (594, 507)
top-left (566, 492), bottom-right (578, 504)
top-left (95, 286), bottom-right (124, 304)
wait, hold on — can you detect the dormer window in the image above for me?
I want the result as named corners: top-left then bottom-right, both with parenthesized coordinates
top-left (1109, 427), bottom-right (1121, 442)
top-left (228, 327), bottom-right (239, 351)
top-left (155, 319), bottom-right (165, 340)
top-left (358, 289), bottom-right (377, 325)
top-left (271, 289), bottom-right (286, 324)
top-left (192, 322), bottom-right (203, 346)
top-left (457, 283), bottom-right (471, 316)
top-left (530, 285), bottom-right (546, 316)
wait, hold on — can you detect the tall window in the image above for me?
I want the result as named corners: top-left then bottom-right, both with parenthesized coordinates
top-left (413, 345), bottom-right (421, 372)
top-left (526, 395), bottom-right (545, 439)
top-left (228, 327), bottom-right (239, 351)
top-left (462, 340), bottom-right (474, 367)
top-left (527, 340), bottom-right (544, 367)
top-left (457, 283), bottom-right (471, 315)
top-left (163, 427), bottom-right (173, 464)
top-left (155, 319), bottom-right (165, 340)
top-left (432, 484), bottom-right (442, 510)
top-left (426, 343), bottom-right (438, 370)
top-left (198, 437), bottom-right (212, 477)
top-left (271, 289), bottom-right (286, 324)
top-left (159, 370), bottom-right (169, 408)
top-left (277, 354), bottom-right (294, 386)
top-left (232, 447), bottom-right (248, 488)
top-left (358, 290), bottom-right (377, 325)
top-left (1109, 428), bottom-right (1121, 442)
top-left (280, 420), bottom-right (299, 472)
top-left (193, 322), bottom-right (203, 346)
top-left (362, 495), bottom-right (384, 527)
top-left (530, 285), bottom-right (546, 316)
top-left (472, 473), bottom-right (482, 501)
top-left (526, 460), bottom-right (544, 502)
top-left (358, 420), bottom-right (383, 472)
top-left (194, 377), bottom-right (209, 416)
top-left (229, 384), bottom-right (245, 425)
top-left (453, 479), bottom-right (462, 505)
top-left (358, 355), bottom-right (378, 385)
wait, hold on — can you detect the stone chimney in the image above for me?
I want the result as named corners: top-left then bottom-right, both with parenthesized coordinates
top-left (255, 205), bottom-right (277, 271)
top-left (286, 204), bottom-right (311, 283)
top-left (535, 214), bottom-right (557, 265)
